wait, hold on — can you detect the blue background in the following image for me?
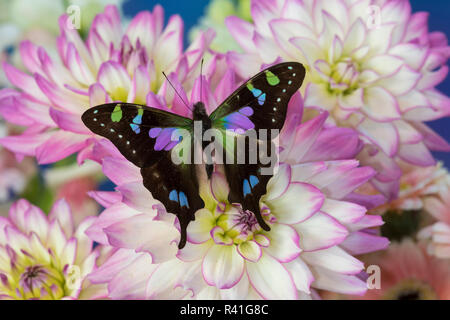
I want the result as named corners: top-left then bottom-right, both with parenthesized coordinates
top-left (122, 0), bottom-right (450, 166)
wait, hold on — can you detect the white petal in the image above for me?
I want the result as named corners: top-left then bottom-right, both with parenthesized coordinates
top-left (246, 252), bottom-right (297, 299)
top-left (293, 212), bottom-right (348, 251)
top-left (202, 245), bottom-right (244, 289)
top-left (268, 182), bottom-right (324, 224)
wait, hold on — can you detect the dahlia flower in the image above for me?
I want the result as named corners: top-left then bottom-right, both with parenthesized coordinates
top-left (371, 161), bottom-right (450, 214)
top-left (224, 0), bottom-right (450, 198)
top-left (0, 123), bottom-right (36, 209)
top-left (0, 5), bottom-right (212, 164)
top-left (85, 77), bottom-right (388, 299)
top-left (0, 0), bottom-right (125, 87)
top-left (359, 240), bottom-right (450, 299)
top-left (0, 198), bottom-right (107, 299)
top-left (418, 170), bottom-right (450, 259)
top-left (190, 0), bottom-right (251, 52)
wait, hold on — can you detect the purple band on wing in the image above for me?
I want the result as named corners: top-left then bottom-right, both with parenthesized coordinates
top-left (153, 128), bottom-right (177, 151)
top-left (239, 106), bottom-right (254, 116)
top-left (149, 127), bottom-right (162, 138)
top-left (223, 111), bottom-right (255, 131)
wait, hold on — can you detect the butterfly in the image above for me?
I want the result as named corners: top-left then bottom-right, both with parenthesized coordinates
top-left (82, 62), bottom-right (306, 249)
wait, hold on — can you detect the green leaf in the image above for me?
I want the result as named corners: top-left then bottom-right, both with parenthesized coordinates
top-left (381, 210), bottom-right (422, 242)
top-left (19, 173), bottom-right (54, 214)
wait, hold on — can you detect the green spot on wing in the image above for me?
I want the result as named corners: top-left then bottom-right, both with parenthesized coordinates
top-left (246, 83), bottom-right (254, 91)
top-left (111, 104), bottom-right (123, 122)
top-left (265, 71), bottom-right (280, 86)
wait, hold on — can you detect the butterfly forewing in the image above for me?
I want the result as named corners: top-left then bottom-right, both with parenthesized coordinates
top-left (82, 103), bottom-right (192, 168)
top-left (210, 62), bottom-right (305, 136)
top-left (82, 103), bottom-right (202, 248)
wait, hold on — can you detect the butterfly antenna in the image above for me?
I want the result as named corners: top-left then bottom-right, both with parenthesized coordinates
top-left (200, 58), bottom-right (204, 103)
top-left (162, 71), bottom-right (192, 112)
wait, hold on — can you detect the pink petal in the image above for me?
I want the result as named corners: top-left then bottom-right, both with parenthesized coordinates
top-left (301, 127), bottom-right (361, 162)
top-left (302, 246), bottom-right (364, 275)
top-left (311, 265), bottom-right (367, 295)
top-left (321, 199), bottom-right (366, 225)
top-left (85, 203), bottom-right (139, 245)
top-left (0, 132), bottom-right (51, 157)
top-left (87, 191), bottom-right (122, 208)
top-left (340, 231), bottom-right (389, 255)
top-left (49, 108), bottom-right (91, 134)
top-left (398, 141), bottom-right (436, 166)
top-left (154, 15), bottom-right (183, 70)
top-left (108, 253), bottom-right (154, 299)
top-left (35, 73), bottom-right (87, 114)
top-left (320, 166), bottom-right (377, 200)
top-left (97, 61), bottom-right (131, 98)
top-left (116, 182), bottom-right (160, 214)
top-left (293, 211), bottom-right (348, 251)
top-left (358, 118), bottom-right (399, 157)
top-left (225, 16), bottom-right (257, 53)
top-left (2, 62), bottom-right (48, 103)
top-left (102, 157), bottom-right (141, 185)
top-left (105, 214), bottom-right (179, 263)
top-left (35, 130), bottom-right (90, 164)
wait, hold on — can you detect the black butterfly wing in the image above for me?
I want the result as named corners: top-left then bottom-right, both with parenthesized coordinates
top-left (210, 62), bottom-right (306, 231)
top-left (82, 103), bottom-right (203, 248)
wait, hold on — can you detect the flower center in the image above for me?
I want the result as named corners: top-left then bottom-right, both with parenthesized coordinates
top-left (19, 265), bottom-right (48, 292)
top-left (213, 205), bottom-right (273, 245)
top-left (232, 208), bottom-right (259, 232)
top-left (2, 257), bottom-right (69, 300)
top-left (328, 58), bottom-right (359, 95)
top-left (384, 279), bottom-right (437, 300)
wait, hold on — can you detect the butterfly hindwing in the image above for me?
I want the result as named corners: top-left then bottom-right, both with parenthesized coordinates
top-left (82, 103), bottom-right (201, 248)
top-left (141, 160), bottom-right (203, 249)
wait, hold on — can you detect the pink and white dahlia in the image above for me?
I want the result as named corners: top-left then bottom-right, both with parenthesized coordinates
top-left (0, 199), bottom-right (107, 299)
top-left (360, 240), bottom-right (450, 300)
top-left (225, 0), bottom-right (450, 198)
top-left (418, 169), bottom-right (450, 259)
top-left (0, 5), bottom-right (212, 164)
top-left (370, 161), bottom-right (450, 214)
top-left (85, 78), bottom-right (388, 299)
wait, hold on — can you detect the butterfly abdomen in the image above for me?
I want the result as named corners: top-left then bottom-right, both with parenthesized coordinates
top-left (193, 102), bottom-right (215, 179)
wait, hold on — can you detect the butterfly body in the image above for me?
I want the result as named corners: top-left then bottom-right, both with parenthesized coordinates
top-left (192, 101), bottom-right (214, 178)
top-left (82, 62), bottom-right (306, 249)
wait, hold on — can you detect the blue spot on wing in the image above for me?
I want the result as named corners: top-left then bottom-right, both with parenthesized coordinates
top-left (169, 190), bottom-right (178, 202)
top-left (179, 191), bottom-right (189, 208)
top-left (243, 179), bottom-right (251, 197)
top-left (130, 123), bottom-right (140, 134)
top-left (169, 190), bottom-right (189, 208)
top-left (250, 88), bottom-right (266, 106)
top-left (258, 93), bottom-right (266, 105)
top-left (130, 113), bottom-right (143, 134)
top-left (249, 175), bottom-right (259, 188)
